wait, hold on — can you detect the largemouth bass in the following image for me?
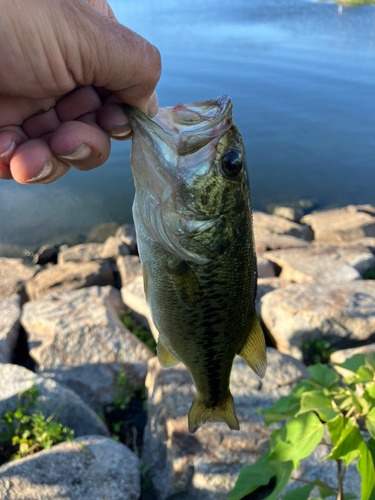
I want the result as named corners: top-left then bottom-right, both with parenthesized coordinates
top-left (124, 96), bottom-right (266, 434)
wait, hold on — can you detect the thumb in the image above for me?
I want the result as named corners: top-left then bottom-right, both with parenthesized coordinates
top-left (71, 3), bottom-right (161, 113)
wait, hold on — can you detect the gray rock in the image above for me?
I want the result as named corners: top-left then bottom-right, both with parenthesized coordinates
top-left (0, 364), bottom-right (108, 437)
top-left (253, 212), bottom-right (313, 241)
top-left (57, 243), bottom-right (104, 264)
top-left (264, 245), bottom-right (375, 283)
top-left (257, 277), bottom-right (292, 302)
top-left (255, 235), bottom-right (311, 254)
top-left (273, 206), bottom-right (304, 222)
top-left (116, 255), bottom-right (142, 288)
top-left (115, 224), bottom-right (138, 254)
top-left (101, 235), bottom-right (131, 260)
top-left (337, 237), bottom-right (375, 255)
top-left (22, 286), bottom-right (154, 411)
top-left (143, 348), bottom-right (308, 500)
top-left (121, 276), bottom-right (159, 341)
top-left (331, 343), bottom-right (375, 364)
top-left (257, 257), bottom-right (276, 278)
top-left (301, 205), bottom-right (375, 243)
top-left (0, 258), bottom-right (38, 301)
top-left (0, 295), bottom-right (20, 364)
top-left (32, 244), bottom-right (58, 265)
top-left (25, 260), bottom-right (114, 301)
top-left (260, 281), bottom-right (375, 359)
top-left (0, 436), bottom-right (140, 500)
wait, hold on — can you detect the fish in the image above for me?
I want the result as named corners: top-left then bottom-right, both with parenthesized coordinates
top-left (123, 95), bottom-right (266, 434)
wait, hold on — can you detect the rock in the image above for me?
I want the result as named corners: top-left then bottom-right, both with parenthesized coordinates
top-left (334, 237), bottom-right (375, 255)
top-left (115, 224), bottom-right (138, 254)
top-left (255, 235), bottom-right (311, 253)
top-left (121, 276), bottom-right (159, 341)
top-left (257, 257), bottom-right (276, 278)
top-left (57, 243), bottom-right (104, 264)
top-left (0, 436), bottom-right (140, 500)
top-left (330, 344), bottom-right (375, 364)
top-left (25, 260), bottom-right (114, 301)
top-left (0, 295), bottom-right (21, 364)
top-left (143, 348), bottom-right (308, 500)
top-left (101, 235), bottom-right (131, 260)
top-left (264, 246), bottom-right (375, 283)
top-left (22, 286), bottom-right (154, 411)
top-left (0, 364), bottom-right (108, 437)
top-left (0, 258), bottom-right (39, 301)
top-left (32, 244), bottom-right (58, 265)
top-left (257, 277), bottom-right (292, 302)
top-left (301, 205), bottom-right (375, 243)
top-left (273, 206), bottom-right (304, 222)
top-left (260, 281), bottom-right (375, 359)
top-left (253, 212), bottom-right (313, 241)
top-left (116, 255), bottom-right (142, 287)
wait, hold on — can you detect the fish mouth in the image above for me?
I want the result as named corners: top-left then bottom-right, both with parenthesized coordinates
top-left (123, 95), bottom-right (233, 157)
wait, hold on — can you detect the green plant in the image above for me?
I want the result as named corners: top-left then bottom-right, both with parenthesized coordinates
top-left (120, 309), bottom-right (157, 354)
top-left (302, 338), bottom-right (336, 365)
top-left (0, 385), bottom-right (74, 461)
top-left (364, 268), bottom-right (375, 280)
top-left (112, 368), bottom-right (147, 410)
top-left (229, 354), bottom-right (375, 500)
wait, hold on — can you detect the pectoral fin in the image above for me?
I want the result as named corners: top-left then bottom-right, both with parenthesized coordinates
top-left (238, 313), bottom-right (267, 379)
top-left (188, 391), bottom-right (240, 434)
top-left (166, 261), bottom-right (201, 304)
top-left (157, 337), bottom-right (180, 368)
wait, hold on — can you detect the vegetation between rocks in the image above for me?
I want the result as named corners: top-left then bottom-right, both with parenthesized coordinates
top-left (229, 354), bottom-right (375, 500)
top-left (0, 386), bottom-right (74, 465)
top-left (302, 339), bottom-right (336, 366)
top-left (121, 309), bottom-right (157, 354)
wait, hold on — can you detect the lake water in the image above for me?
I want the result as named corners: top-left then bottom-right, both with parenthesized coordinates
top-left (1, 0), bottom-right (375, 249)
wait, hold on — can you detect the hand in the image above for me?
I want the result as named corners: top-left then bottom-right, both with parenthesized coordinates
top-left (0, 0), bottom-right (161, 184)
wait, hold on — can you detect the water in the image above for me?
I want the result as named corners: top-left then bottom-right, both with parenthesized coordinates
top-left (1, 0), bottom-right (375, 249)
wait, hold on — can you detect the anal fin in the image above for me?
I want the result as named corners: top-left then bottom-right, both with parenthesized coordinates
top-left (238, 313), bottom-right (267, 379)
top-left (188, 391), bottom-right (240, 434)
top-left (157, 337), bottom-right (180, 368)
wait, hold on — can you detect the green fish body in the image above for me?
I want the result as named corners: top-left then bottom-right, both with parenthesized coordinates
top-left (124, 96), bottom-right (266, 434)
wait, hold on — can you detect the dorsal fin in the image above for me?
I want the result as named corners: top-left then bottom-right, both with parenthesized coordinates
top-left (238, 313), bottom-right (267, 379)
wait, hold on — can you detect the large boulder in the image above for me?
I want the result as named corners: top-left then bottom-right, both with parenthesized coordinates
top-left (0, 295), bottom-right (20, 363)
top-left (0, 364), bottom-right (108, 437)
top-left (253, 212), bottom-right (312, 241)
top-left (255, 235), bottom-right (311, 254)
top-left (25, 260), bottom-right (114, 301)
top-left (57, 243), bottom-right (104, 265)
top-left (257, 257), bottom-right (276, 278)
top-left (116, 255), bottom-right (142, 288)
top-left (0, 436), bottom-right (140, 500)
top-left (21, 286), bottom-right (154, 411)
top-left (301, 205), bottom-right (375, 243)
top-left (143, 349), bottom-right (309, 500)
top-left (0, 258), bottom-right (38, 301)
top-left (115, 224), bottom-right (138, 254)
top-left (32, 244), bottom-right (58, 265)
top-left (260, 281), bottom-right (375, 359)
top-left (273, 206), bottom-right (304, 222)
top-left (330, 343), bottom-right (375, 364)
top-left (264, 245), bottom-right (375, 283)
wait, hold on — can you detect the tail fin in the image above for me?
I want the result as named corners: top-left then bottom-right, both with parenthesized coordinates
top-left (188, 392), bottom-right (240, 434)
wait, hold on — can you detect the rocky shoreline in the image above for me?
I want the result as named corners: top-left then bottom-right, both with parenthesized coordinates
top-left (1, 204), bottom-right (375, 499)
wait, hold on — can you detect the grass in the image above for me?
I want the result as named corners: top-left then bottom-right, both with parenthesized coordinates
top-left (120, 309), bottom-right (157, 354)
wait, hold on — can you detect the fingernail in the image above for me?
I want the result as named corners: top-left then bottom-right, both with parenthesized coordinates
top-left (0, 140), bottom-right (16, 159)
top-left (56, 144), bottom-right (91, 161)
top-left (106, 124), bottom-right (133, 140)
top-left (26, 159), bottom-right (54, 182)
top-left (148, 91), bottom-right (159, 118)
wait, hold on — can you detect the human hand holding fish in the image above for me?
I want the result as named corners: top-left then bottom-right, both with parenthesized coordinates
top-left (124, 96), bottom-right (267, 434)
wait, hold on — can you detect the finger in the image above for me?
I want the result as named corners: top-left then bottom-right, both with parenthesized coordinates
top-left (10, 139), bottom-right (70, 184)
top-left (56, 86), bottom-right (102, 122)
top-left (97, 102), bottom-right (132, 140)
top-left (50, 118), bottom-right (111, 171)
top-left (0, 161), bottom-right (13, 180)
top-left (0, 95), bottom-right (57, 128)
top-left (0, 126), bottom-right (28, 165)
top-left (22, 108), bottom-right (61, 139)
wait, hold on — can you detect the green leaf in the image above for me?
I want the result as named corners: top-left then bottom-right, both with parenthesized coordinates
top-left (264, 461), bottom-right (294, 500)
top-left (349, 389), bottom-right (369, 414)
top-left (260, 395), bottom-right (301, 425)
top-left (357, 366), bottom-right (374, 384)
top-left (343, 494), bottom-right (358, 500)
top-left (297, 390), bottom-right (339, 422)
top-left (338, 354), bottom-right (366, 374)
top-left (365, 386), bottom-right (375, 405)
top-left (317, 482), bottom-right (337, 499)
top-left (327, 415), bottom-right (348, 446)
top-left (368, 438), bottom-right (375, 462)
top-left (366, 353), bottom-right (375, 372)
top-left (228, 453), bottom-right (274, 500)
top-left (366, 408), bottom-right (375, 440)
top-left (357, 441), bottom-right (375, 500)
top-left (307, 364), bottom-right (339, 389)
top-left (291, 379), bottom-right (321, 396)
top-left (268, 413), bottom-right (324, 468)
top-left (282, 484), bottom-right (314, 500)
top-left (325, 425), bottom-right (363, 467)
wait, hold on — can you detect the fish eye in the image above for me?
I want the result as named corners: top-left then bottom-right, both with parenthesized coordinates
top-left (221, 150), bottom-right (243, 177)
